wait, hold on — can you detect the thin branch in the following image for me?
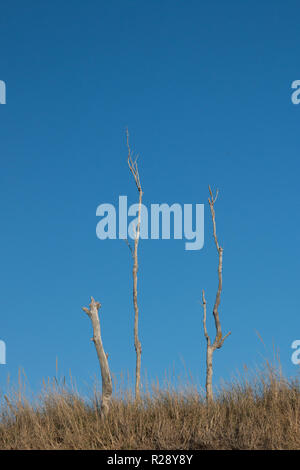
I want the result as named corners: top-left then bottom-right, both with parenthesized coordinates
top-left (124, 238), bottom-right (134, 258)
top-left (126, 128), bottom-right (142, 192)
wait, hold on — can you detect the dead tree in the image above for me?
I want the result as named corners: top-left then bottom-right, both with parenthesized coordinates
top-left (82, 297), bottom-right (112, 416)
top-left (126, 129), bottom-right (143, 401)
top-left (202, 186), bottom-right (231, 402)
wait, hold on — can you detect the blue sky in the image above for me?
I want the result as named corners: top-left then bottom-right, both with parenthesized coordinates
top-left (0, 0), bottom-right (300, 396)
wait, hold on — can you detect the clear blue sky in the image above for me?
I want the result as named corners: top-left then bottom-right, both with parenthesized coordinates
top-left (0, 0), bottom-right (299, 396)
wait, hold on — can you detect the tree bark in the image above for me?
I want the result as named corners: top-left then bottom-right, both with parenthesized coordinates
top-left (206, 345), bottom-right (213, 403)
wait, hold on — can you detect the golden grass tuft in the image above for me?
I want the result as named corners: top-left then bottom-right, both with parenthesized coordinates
top-left (0, 363), bottom-right (299, 450)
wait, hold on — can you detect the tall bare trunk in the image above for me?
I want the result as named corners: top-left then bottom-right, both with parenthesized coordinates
top-left (202, 187), bottom-right (231, 403)
top-left (133, 187), bottom-right (142, 400)
top-left (205, 345), bottom-right (213, 403)
top-left (126, 129), bottom-right (143, 401)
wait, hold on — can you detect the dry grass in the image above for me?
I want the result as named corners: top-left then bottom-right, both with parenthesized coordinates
top-left (0, 363), bottom-right (299, 450)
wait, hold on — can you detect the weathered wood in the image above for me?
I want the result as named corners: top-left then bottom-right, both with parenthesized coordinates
top-left (126, 129), bottom-right (143, 401)
top-left (82, 297), bottom-right (112, 416)
top-left (202, 187), bottom-right (231, 403)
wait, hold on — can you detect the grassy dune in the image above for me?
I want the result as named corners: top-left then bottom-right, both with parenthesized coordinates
top-left (0, 364), bottom-right (299, 450)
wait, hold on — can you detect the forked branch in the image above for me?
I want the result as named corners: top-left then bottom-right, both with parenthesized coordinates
top-left (202, 187), bottom-right (231, 402)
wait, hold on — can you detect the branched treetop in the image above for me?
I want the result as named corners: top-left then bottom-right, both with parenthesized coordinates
top-left (125, 128), bottom-right (143, 254)
top-left (203, 187), bottom-right (231, 351)
top-left (126, 128), bottom-right (142, 193)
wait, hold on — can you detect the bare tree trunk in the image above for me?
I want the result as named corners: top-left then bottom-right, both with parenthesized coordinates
top-left (205, 344), bottom-right (213, 403)
top-left (133, 188), bottom-right (142, 400)
top-left (126, 129), bottom-right (143, 401)
top-left (82, 297), bottom-right (112, 416)
top-left (202, 187), bottom-right (231, 403)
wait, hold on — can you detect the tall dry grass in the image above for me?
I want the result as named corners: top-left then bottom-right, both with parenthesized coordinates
top-left (0, 363), bottom-right (299, 450)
